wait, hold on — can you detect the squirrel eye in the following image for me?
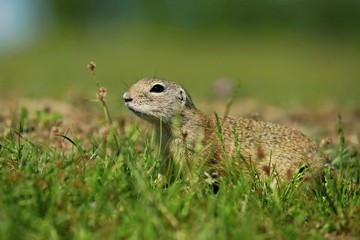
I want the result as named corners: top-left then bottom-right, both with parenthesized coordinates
top-left (150, 84), bottom-right (165, 93)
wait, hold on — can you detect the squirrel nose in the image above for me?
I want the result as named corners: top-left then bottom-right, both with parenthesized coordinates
top-left (123, 92), bottom-right (133, 102)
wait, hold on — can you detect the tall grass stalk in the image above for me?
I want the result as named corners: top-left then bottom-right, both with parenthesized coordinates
top-left (87, 61), bottom-right (120, 151)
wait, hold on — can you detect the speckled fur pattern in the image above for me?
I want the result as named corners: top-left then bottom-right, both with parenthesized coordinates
top-left (123, 78), bottom-right (326, 181)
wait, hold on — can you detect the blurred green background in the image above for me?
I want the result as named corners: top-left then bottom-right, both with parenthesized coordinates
top-left (0, 0), bottom-right (359, 106)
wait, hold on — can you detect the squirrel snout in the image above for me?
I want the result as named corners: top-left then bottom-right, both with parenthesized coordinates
top-left (123, 92), bottom-right (133, 103)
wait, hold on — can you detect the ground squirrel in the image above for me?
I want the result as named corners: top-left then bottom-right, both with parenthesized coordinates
top-left (123, 78), bottom-right (326, 182)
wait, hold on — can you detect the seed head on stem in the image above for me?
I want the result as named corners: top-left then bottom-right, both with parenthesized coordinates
top-left (87, 61), bottom-right (96, 76)
top-left (86, 60), bottom-right (120, 151)
top-left (97, 87), bottom-right (107, 102)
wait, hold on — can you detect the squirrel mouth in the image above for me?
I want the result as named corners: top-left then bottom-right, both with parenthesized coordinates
top-left (126, 105), bottom-right (151, 119)
top-left (127, 105), bottom-right (142, 115)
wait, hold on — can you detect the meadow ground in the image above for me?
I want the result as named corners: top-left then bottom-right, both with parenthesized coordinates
top-left (0, 28), bottom-right (359, 239)
top-left (0, 94), bottom-right (359, 240)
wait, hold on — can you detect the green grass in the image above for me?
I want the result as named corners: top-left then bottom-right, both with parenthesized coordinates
top-left (0, 101), bottom-right (359, 240)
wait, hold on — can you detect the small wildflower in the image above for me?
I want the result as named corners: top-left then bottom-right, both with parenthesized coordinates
top-left (97, 87), bottom-right (107, 101)
top-left (87, 61), bottom-right (96, 71)
top-left (87, 61), bottom-right (96, 76)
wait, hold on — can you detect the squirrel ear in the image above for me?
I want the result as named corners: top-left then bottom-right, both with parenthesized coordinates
top-left (177, 87), bottom-right (194, 108)
top-left (178, 88), bottom-right (186, 105)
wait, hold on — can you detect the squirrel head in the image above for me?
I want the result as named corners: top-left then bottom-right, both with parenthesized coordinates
top-left (123, 78), bottom-right (195, 124)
